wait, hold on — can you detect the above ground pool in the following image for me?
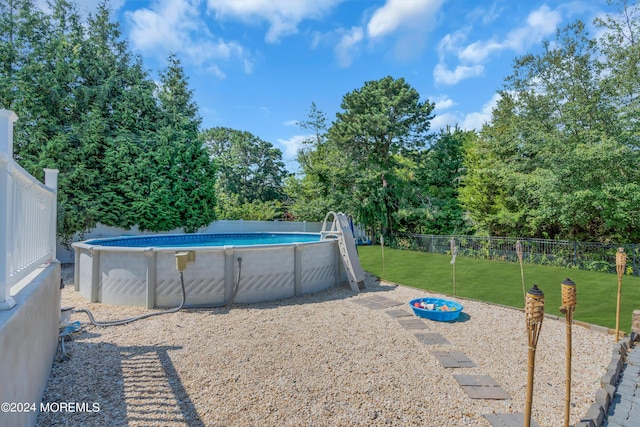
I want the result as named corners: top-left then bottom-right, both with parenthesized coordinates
top-left (72, 233), bottom-right (346, 308)
top-left (85, 233), bottom-right (322, 248)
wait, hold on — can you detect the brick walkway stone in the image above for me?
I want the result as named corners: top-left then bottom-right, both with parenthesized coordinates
top-left (397, 317), bottom-right (430, 330)
top-left (413, 332), bottom-right (450, 345)
top-left (351, 295), bottom-right (402, 309)
top-left (385, 309), bottom-right (412, 318)
top-left (431, 350), bottom-right (476, 368)
top-left (483, 413), bottom-right (540, 427)
top-left (453, 375), bottom-right (511, 400)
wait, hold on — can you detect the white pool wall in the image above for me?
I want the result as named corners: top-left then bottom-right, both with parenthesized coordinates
top-left (72, 237), bottom-right (346, 308)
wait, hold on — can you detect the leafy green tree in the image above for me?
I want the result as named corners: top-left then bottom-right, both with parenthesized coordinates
top-left (286, 102), bottom-right (351, 221)
top-left (461, 15), bottom-right (640, 241)
top-left (200, 126), bottom-right (287, 219)
top-left (328, 76), bottom-right (435, 234)
top-left (411, 126), bottom-right (472, 234)
top-left (0, 0), bottom-right (47, 114)
top-left (596, 0), bottom-right (640, 147)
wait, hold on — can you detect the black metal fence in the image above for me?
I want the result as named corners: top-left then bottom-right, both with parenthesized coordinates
top-left (381, 234), bottom-right (639, 276)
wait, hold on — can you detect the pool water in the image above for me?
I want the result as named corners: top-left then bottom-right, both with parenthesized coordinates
top-left (85, 233), bottom-right (322, 248)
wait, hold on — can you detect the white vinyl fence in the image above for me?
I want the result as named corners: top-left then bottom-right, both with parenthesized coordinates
top-left (0, 110), bottom-right (58, 310)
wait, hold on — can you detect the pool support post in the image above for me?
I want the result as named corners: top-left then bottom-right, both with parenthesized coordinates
top-left (145, 249), bottom-right (157, 309)
top-left (224, 246), bottom-right (235, 304)
top-left (89, 248), bottom-right (100, 303)
top-left (294, 243), bottom-right (302, 297)
top-left (524, 284), bottom-right (544, 427)
top-left (559, 278), bottom-right (576, 427)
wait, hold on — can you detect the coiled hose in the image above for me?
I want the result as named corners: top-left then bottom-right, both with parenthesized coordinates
top-left (75, 271), bottom-right (187, 327)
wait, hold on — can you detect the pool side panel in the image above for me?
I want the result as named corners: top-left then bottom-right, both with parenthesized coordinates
top-left (300, 241), bottom-right (340, 295)
top-left (155, 250), bottom-right (226, 307)
top-left (232, 246), bottom-right (295, 304)
top-left (99, 251), bottom-right (148, 306)
top-left (77, 249), bottom-right (94, 301)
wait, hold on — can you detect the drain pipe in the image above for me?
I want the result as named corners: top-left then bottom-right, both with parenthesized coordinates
top-left (75, 251), bottom-right (194, 327)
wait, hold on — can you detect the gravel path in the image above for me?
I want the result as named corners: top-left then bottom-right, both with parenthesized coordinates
top-left (37, 266), bottom-right (614, 426)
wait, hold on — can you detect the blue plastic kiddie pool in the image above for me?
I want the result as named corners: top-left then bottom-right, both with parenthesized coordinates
top-left (409, 297), bottom-right (464, 322)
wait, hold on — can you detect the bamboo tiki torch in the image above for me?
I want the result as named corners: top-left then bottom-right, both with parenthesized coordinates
top-left (450, 237), bottom-right (457, 295)
top-left (525, 284), bottom-right (545, 427)
top-left (516, 240), bottom-right (525, 302)
top-left (615, 248), bottom-right (626, 343)
top-left (559, 278), bottom-right (576, 427)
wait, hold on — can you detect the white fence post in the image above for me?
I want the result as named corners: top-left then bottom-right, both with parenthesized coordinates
top-left (44, 168), bottom-right (58, 261)
top-left (0, 109), bottom-right (18, 310)
top-left (0, 110), bottom-right (58, 310)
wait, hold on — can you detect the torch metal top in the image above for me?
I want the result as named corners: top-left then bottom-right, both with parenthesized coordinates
top-left (527, 284), bottom-right (544, 297)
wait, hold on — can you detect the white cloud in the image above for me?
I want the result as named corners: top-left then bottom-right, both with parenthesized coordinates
top-left (432, 95), bottom-right (456, 111)
top-left (277, 134), bottom-right (313, 159)
top-left (436, 29), bottom-right (468, 61)
top-left (503, 5), bottom-right (562, 52)
top-left (434, 5), bottom-right (563, 86)
top-left (430, 112), bottom-right (460, 131)
top-left (461, 92), bottom-right (501, 131)
top-left (335, 27), bottom-right (364, 67)
top-left (126, 0), bottom-right (251, 78)
top-left (362, 0), bottom-right (445, 62)
top-left (243, 58), bottom-right (254, 74)
top-left (430, 93), bottom-right (501, 131)
top-left (367, 0), bottom-right (443, 39)
top-left (433, 63), bottom-right (484, 85)
top-left (283, 119), bottom-right (299, 127)
top-left (207, 64), bottom-right (226, 79)
top-left (206, 0), bottom-right (344, 43)
top-left (458, 39), bottom-right (503, 64)
top-left (459, 5), bottom-right (561, 63)
top-left (466, 1), bottom-right (503, 26)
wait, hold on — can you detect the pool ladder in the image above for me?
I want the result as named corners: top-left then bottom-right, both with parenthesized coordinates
top-left (321, 212), bottom-right (366, 293)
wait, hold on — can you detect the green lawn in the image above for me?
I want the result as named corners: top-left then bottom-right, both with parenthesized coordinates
top-left (358, 245), bottom-right (640, 332)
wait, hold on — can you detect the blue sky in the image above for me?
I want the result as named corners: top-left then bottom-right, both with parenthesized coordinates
top-left (60, 0), bottom-right (614, 172)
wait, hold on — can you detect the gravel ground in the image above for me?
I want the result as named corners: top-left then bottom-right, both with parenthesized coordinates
top-left (37, 265), bottom-right (614, 427)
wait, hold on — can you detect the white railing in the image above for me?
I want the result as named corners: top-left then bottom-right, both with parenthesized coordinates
top-left (0, 110), bottom-right (58, 310)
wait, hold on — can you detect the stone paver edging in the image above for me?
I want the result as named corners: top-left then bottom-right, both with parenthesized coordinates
top-left (576, 333), bottom-right (638, 427)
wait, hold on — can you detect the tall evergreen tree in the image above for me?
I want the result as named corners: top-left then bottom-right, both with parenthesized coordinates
top-left (285, 102), bottom-right (350, 221)
top-left (138, 53), bottom-right (217, 231)
top-left (0, 1), bottom-right (217, 240)
top-left (329, 76), bottom-right (435, 234)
